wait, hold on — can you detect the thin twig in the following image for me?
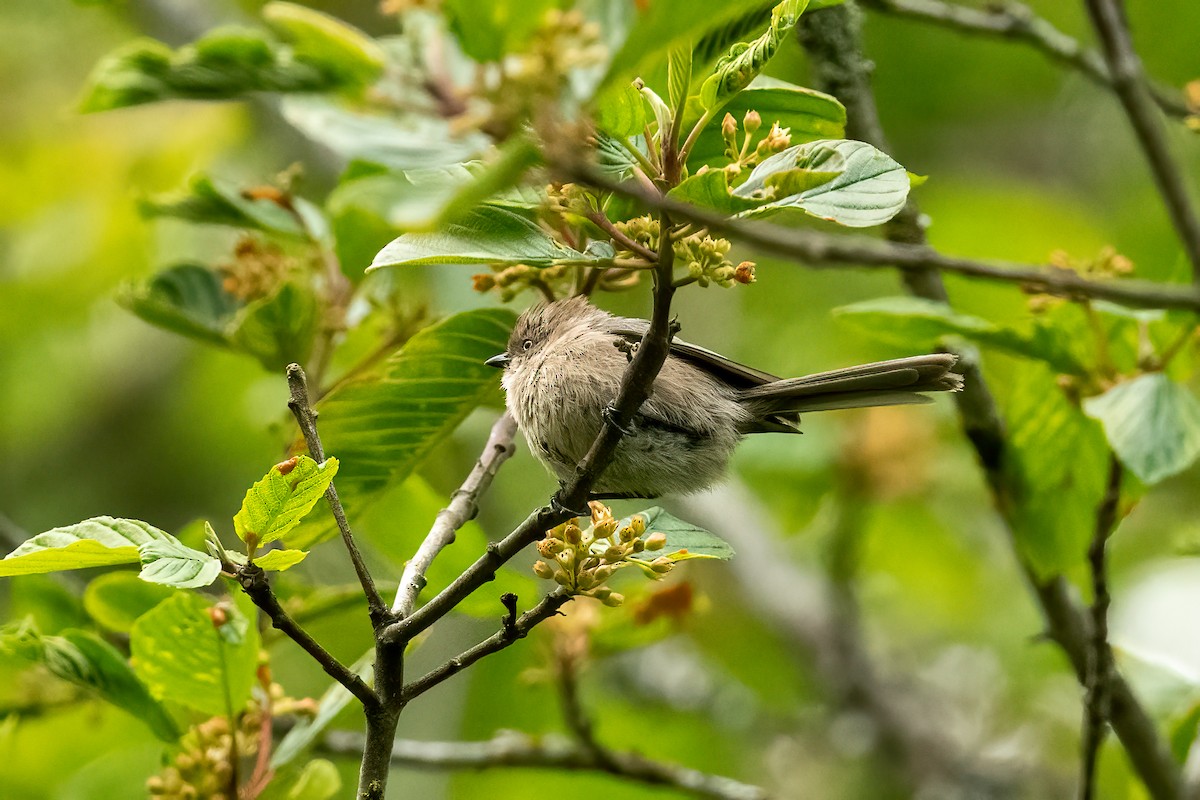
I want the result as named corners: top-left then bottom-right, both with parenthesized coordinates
top-left (320, 731), bottom-right (770, 800)
top-left (285, 364), bottom-right (389, 626)
top-left (569, 167), bottom-right (1200, 312)
top-left (394, 413), bottom-right (519, 618)
top-left (402, 591), bottom-right (571, 700)
top-left (233, 564), bottom-right (380, 712)
top-left (860, 0), bottom-right (1191, 119)
top-left (586, 209), bottom-right (659, 262)
top-left (1083, 0), bottom-right (1200, 281)
top-left (1080, 455), bottom-right (1123, 800)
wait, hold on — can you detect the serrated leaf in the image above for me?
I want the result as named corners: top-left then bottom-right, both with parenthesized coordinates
top-left (263, 2), bottom-right (385, 85)
top-left (235, 455), bottom-right (339, 546)
top-left (833, 296), bottom-right (1087, 375)
top-left (254, 548), bottom-right (309, 571)
top-left (229, 282), bottom-right (318, 372)
top-left (117, 263), bottom-right (241, 347)
top-left (272, 652), bottom-right (373, 768)
top-left (130, 593), bottom-right (260, 717)
top-left (685, 83), bottom-right (846, 166)
top-left (138, 538), bottom-right (223, 589)
top-left (1084, 374), bottom-right (1200, 485)
top-left (698, 0), bottom-right (810, 112)
top-left (1004, 367), bottom-right (1109, 577)
top-left (595, 83), bottom-right (648, 140)
top-left (0, 517), bottom-right (169, 576)
top-left (368, 205), bottom-right (613, 270)
top-left (1, 621), bottom-right (180, 741)
top-left (140, 174), bottom-right (306, 237)
top-left (626, 508), bottom-right (734, 561)
top-left (667, 45), bottom-right (693, 114)
top-left (288, 310), bottom-right (513, 547)
top-left (83, 573), bottom-right (176, 633)
top-left (733, 139), bottom-right (909, 227)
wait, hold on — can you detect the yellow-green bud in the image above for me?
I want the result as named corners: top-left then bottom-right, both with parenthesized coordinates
top-left (628, 516), bottom-right (646, 536)
top-left (533, 560), bottom-right (556, 579)
top-left (576, 572), bottom-right (596, 590)
top-left (743, 109), bottom-right (762, 135)
top-left (619, 526), bottom-right (637, 543)
top-left (632, 539), bottom-right (645, 553)
top-left (580, 555), bottom-right (600, 571)
top-left (591, 586), bottom-right (612, 600)
top-left (594, 564), bottom-right (616, 582)
top-left (602, 545), bottom-right (625, 563)
top-left (721, 112), bottom-right (737, 139)
top-left (554, 570), bottom-right (571, 587)
top-left (556, 550), bottom-right (573, 567)
top-left (594, 519), bottom-right (618, 539)
top-left (602, 592), bottom-right (625, 607)
top-left (649, 556), bottom-right (673, 574)
top-left (644, 532), bottom-right (667, 551)
top-left (536, 539), bottom-right (556, 557)
top-left (563, 524), bottom-right (583, 545)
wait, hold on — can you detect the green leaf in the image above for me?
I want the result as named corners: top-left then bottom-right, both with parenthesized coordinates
top-left (1, 621), bottom-right (180, 741)
top-left (254, 548), bottom-right (309, 571)
top-left (667, 169), bottom-right (762, 215)
top-left (436, 137), bottom-right (544, 227)
top-left (667, 45), bottom-right (693, 115)
top-left (140, 174), bottom-right (306, 237)
top-left (595, 83), bottom-right (648, 140)
top-left (698, 0), bottom-right (810, 111)
top-left (833, 296), bottom-right (1087, 375)
top-left (685, 83), bottom-right (846, 166)
top-left (283, 759), bottom-right (342, 800)
top-left (0, 517), bottom-right (168, 576)
top-left (272, 652), bottom-right (373, 768)
top-left (1004, 367), bottom-right (1110, 577)
top-left (83, 573), bottom-right (176, 633)
top-left (79, 26), bottom-right (359, 113)
top-left (627, 508), bottom-right (735, 561)
top-left (137, 538), bottom-right (223, 589)
top-left (118, 263), bottom-right (240, 347)
top-left (1084, 374), bottom-right (1200, 485)
top-left (733, 139), bottom-right (910, 227)
top-left (443, 0), bottom-right (556, 62)
top-left (234, 455), bottom-right (339, 546)
top-left (130, 592), bottom-right (261, 717)
top-left (289, 310), bottom-right (514, 547)
top-left (229, 282), bottom-right (318, 372)
top-left (262, 2), bottom-right (385, 85)
top-left (368, 205), bottom-right (614, 270)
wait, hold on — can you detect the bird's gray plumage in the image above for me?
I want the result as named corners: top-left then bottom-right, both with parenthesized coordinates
top-left (492, 296), bottom-right (963, 498)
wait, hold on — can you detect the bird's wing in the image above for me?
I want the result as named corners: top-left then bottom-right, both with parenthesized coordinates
top-left (604, 318), bottom-right (780, 389)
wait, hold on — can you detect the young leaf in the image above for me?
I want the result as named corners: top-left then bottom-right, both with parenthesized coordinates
top-left (833, 296), bottom-right (1087, 376)
top-left (0, 517), bottom-right (169, 576)
top-left (733, 139), bottom-right (910, 227)
top-left (1, 621), bottom-right (180, 741)
top-left (138, 538), bottom-right (223, 589)
top-left (234, 455), bottom-right (339, 547)
top-left (130, 592), bottom-right (261, 717)
top-left (83, 573), bottom-right (176, 633)
top-left (288, 310), bottom-right (514, 547)
top-left (117, 263), bottom-right (241, 347)
top-left (436, 137), bottom-right (543, 227)
top-left (262, 2), bottom-right (386, 86)
top-left (254, 548), bottom-right (309, 571)
top-left (698, 0), bottom-right (810, 112)
top-left (281, 759), bottom-right (342, 800)
top-left (368, 205), bottom-right (613, 270)
top-left (627, 508), bottom-right (735, 561)
top-left (667, 45), bottom-right (693, 115)
top-left (595, 83), bottom-right (648, 140)
top-left (139, 174), bottom-right (306, 238)
top-left (1084, 374), bottom-right (1200, 485)
top-left (228, 282), bottom-right (318, 372)
top-left (667, 169), bottom-right (762, 215)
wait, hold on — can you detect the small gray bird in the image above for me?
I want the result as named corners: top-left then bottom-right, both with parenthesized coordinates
top-left (486, 296), bottom-right (963, 498)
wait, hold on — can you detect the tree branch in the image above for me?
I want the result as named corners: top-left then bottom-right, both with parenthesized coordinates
top-left (286, 364), bottom-right (389, 626)
top-left (1080, 454), bottom-right (1123, 800)
top-left (860, 0), bottom-right (1191, 120)
top-left (1083, 0), bottom-right (1200, 281)
top-left (569, 168), bottom-right (1200, 313)
top-left (233, 564), bottom-right (380, 712)
top-left (320, 731), bottom-right (769, 800)
top-left (393, 412), bottom-right (519, 618)
top-left (799, 5), bottom-right (1181, 797)
top-left (401, 591), bottom-right (571, 700)
top-left (586, 209), bottom-right (659, 262)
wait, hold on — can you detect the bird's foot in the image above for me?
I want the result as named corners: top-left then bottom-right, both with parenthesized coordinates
top-left (602, 404), bottom-right (634, 436)
top-left (550, 488), bottom-right (589, 518)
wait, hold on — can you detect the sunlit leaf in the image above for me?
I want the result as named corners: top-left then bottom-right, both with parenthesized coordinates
top-left (0, 517), bottom-right (168, 576)
top-left (254, 548), bottom-right (309, 571)
top-left (1084, 374), bottom-right (1200, 485)
top-left (83, 573), bottom-right (176, 633)
top-left (262, 2), bottom-right (386, 85)
top-left (595, 83), bottom-right (648, 140)
top-left (138, 538), bottom-right (223, 589)
top-left (234, 455), bottom-right (339, 546)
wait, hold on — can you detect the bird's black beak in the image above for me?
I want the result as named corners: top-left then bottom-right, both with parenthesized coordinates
top-left (485, 353), bottom-right (511, 369)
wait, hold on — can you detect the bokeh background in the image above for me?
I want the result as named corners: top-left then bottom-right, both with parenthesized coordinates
top-left (2, 0), bottom-right (1199, 797)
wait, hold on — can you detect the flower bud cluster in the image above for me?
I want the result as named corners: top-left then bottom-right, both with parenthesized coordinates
top-left (470, 263), bottom-right (573, 302)
top-left (1030, 246), bottom-right (1134, 313)
top-left (219, 235), bottom-right (295, 302)
top-left (612, 215), bottom-right (660, 258)
top-left (719, 110), bottom-right (793, 172)
top-left (544, 182), bottom-right (596, 221)
top-left (676, 235), bottom-right (755, 288)
top-left (533, 502), bottom-right (672, 605)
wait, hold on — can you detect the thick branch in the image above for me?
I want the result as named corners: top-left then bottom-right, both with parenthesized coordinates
top-left (393, 412), bottom-right (519, 618)
top-left (572, 169), bottom-right (1200, 313)
top-left (286, 364), bottom-right (389, 625)
top-left (1083, 0), bottom-right (1200, 281)
top-left (402, 591), bottom-right (571, 700)
top-left (860, 0), bottom-right (1190, 119)
top-left (321, 731), bottom-right (769, 800)
top-left (234, 565), bottom-right (379, 712)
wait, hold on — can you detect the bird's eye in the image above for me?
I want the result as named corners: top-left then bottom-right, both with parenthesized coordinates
top-left (522, 339), bottom-right (533, 351)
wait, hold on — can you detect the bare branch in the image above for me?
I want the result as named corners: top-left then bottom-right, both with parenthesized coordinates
top-left (320, 731), bottom-right (769, 800)
top-left (286, 364), bottom-right (389, 625)
top-left (393, 413), bottom-right (519, 618)
top-left (1083, 0), bottom-right (1200, 281)
top-left (860, 0), bottom-right (1191, 119)
top-left (402, 591), bottom-right (571, 700)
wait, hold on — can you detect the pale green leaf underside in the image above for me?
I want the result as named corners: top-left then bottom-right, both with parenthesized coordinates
top-left (234, 455), bottom-right (339, 545)
top-left (627, 507), bottom-right (735, 561)
top-left (0, 517), bottom-right (168, 576)
top-left (1084, 374), bottom-right (1200, 485)
top-left (138, 538), bottom-right (223, 589)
